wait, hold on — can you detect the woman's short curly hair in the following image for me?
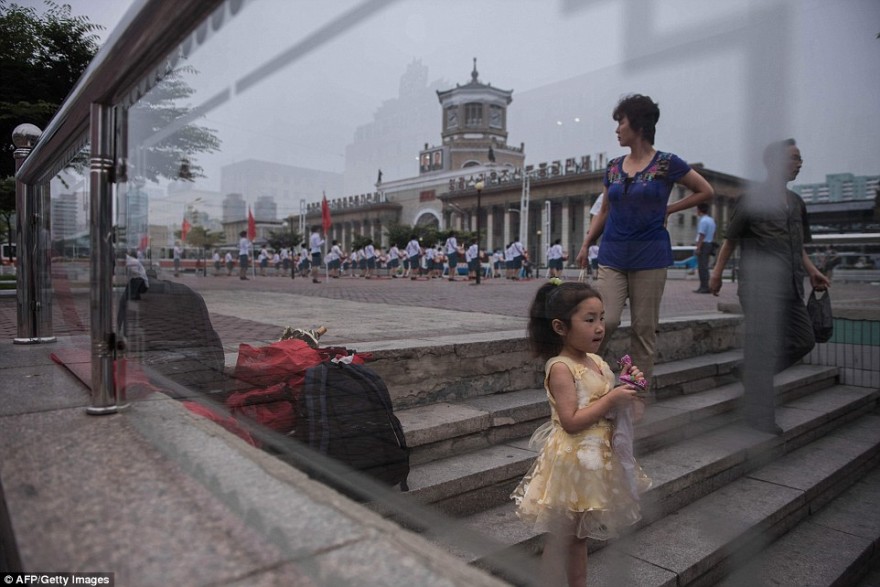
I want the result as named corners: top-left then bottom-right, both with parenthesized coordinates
top-left (613, 94), bottom-right (660, 145)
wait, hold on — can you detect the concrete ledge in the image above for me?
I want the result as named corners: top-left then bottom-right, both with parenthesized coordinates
top-left (366, 314), bottom-right (744, 409)
top-left (0, 380), bottom-right (509, 586)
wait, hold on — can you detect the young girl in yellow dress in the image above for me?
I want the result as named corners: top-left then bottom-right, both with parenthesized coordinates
top-left (511, 280), bottom-right (651, 586)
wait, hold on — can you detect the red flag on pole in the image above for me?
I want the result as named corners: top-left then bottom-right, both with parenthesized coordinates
top-left (247, 206), bottom-right (256, 241)
top-left (181, 217), bottom-right (192, 242)
top-left (321, 192), bottom-right (332, 234)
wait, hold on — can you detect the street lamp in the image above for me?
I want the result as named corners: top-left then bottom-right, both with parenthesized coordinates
top-left (184, 196), bottom-right (205, 276)
top-left (474, 180), bottom-right (484, 285)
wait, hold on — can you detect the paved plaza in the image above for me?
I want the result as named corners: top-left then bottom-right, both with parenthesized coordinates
top-left (2, 268), bottom-right (878, 351)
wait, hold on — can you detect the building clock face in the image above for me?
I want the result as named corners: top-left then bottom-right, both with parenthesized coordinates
top-left (489, 106), bottom-right (502, 128)
top-left (447, 108), bottom-right (458, 127)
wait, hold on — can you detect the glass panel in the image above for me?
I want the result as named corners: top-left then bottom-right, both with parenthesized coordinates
top-left (37, 144), bottom-right (92, 347)
top-left (95, 0), bottom-right (876, 582)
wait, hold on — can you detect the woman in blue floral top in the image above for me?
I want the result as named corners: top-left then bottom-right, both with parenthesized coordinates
top-left (576, 94), bottom-right (714, 389)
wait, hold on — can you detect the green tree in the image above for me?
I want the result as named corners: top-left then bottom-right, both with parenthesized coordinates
top-left (1, 2), bottom-right (221, 257)
top-left (1, 0), bottom-right (101, 177)
top-left (183, 225), bottom-right (223, 250)
top-left (267, 227), bottom-right (302, 251)
top-left (350, 233), bottom-right (371, 251)
top-left (383, 222), bottom-right (413, 248)
top-left (384, 222), bottom-right (459, 249)
top-left (1, 1), bottom-right (101, 253)
top-left (127, 65), bottom-right (221, 183)
top-left (0, 176), bottom-right (13, 259)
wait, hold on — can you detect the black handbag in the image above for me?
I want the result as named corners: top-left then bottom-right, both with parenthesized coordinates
top-left (807, 289), bottom-right (833, 343)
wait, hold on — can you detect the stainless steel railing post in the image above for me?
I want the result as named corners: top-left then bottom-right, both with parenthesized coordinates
top-left (12, 123), bottom-right (56, 345)
top-left (87, 104), bottom-right (125, 414)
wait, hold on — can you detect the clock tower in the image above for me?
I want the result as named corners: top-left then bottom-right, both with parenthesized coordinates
top-left (418, 59), bottom-right (524, 174)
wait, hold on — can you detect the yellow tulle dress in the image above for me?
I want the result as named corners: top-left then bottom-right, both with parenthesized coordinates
top-left (510, 354), bottom-right (652, 540)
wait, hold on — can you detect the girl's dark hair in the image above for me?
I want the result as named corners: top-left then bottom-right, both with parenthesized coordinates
top-left (613, 94), bottom-right (660, 145)
top-left (527, 282), bottom-right (602, 360)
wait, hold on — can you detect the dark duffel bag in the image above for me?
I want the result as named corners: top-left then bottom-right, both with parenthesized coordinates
top-left (297, 361), bottom-right (410, 491)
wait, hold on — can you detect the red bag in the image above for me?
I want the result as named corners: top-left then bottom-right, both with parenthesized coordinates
top-left (233, 338), bottom-right (322, 387)
top-left (316, 346), bottom-right (371, 364)
top-left (226, 376), bottom-right (304, 435)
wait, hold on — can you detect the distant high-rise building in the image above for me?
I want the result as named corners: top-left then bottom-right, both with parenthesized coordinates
top-left (222, 193), bottom-right (247, 223)
top-left (343, 59), bottom-right (449, 193)
top-left (794, 173), bottom-right (880, 203)
top-left (220, 160), bottom-right (342, 217)
top-left (51, 193), bottom-right (78, 241)
top-left (254, 195), bottom-right (277, 221)
top-left (122, 183), bottom-right (150, 249)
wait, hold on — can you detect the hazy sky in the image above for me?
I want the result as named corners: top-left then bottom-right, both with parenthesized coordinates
top-left (16, 0), bottom-right (880, 220)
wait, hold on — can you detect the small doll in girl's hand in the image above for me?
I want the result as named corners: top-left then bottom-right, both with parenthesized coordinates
top-left (617, 354), bottom-right (647, 391)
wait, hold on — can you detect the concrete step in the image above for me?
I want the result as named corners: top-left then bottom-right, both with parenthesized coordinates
top-left (399, 358), bottom-right (836, 469)
top-left (636, 363), bottom-right (838, 454)
top-left (399, 350), bottom-right (747, 466)
top-left (713, 462), bottom-right (880, 587)
top-left (449, 386), bottom-right (880, 587)
top-left (403, 364), bottom-right (844, 518)
top-left (587, 408), bottom-right (880, 587)
top-left (444, 384), bottom-right (880, 567)
top-left (652, 349), bottom-right (742, 399)
top-left (367, 314), bottom-right (744, 409)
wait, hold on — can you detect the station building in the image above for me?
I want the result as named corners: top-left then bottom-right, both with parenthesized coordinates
top-left (293, 63), bottom-right (745, 263)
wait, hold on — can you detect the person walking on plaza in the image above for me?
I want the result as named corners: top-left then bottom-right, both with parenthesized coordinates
top-left (709, 138), bottom-right (829, 434)
top-left (548, 239), bottom-right (564, 279)
top-left (281, 247), bottom-right (290, 275)
top-left (238, 231), bottom-right (252, 280)
top-left (575, 94), bottom-right (714, 386)
top-left (405, 234), bottom-right (422, 280)
top-left (693, 202), bottom-right (717, 293)
top-left (173, 242), bottom-right (182, 277)
top-left (225, 251), bottom-right (234, 276)
top-left (212, 250), bottom-right (221, 276)
top-left (434, 246), bottom-right (447, 279)
top-left (328, 240), bottom-right (343, 279)
top-left (492, 249), bottom-right (503, 278)
top-left (466, 240), bottom-right (479, 280)
top-left (364, 239), bottom-right (377, 279)
top-left (504, 242), bottom-right (516, 279)
top-left (445, 231), bottom-right (460, 281)
top-left (125, 252), bottom-right (150, 300)
top-left (309, 226), bottom-right (324, 283)
top-left (511, 281), bottom-right (650, 587)
top-left (258, 246), bottom-right (269, 276)
top-left (298, 243), bottom-right (310, 278)
top-left (587, 244), bottom-right (600, 280)
top-left (388, 243), bottom-right (401, 277)
top-left (511, 237), bottom-right (526, 280)
top-left (424, 243), bottom-right (436, 278)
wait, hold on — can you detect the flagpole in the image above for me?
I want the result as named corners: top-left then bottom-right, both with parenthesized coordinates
top-left (321, 192), bottom-right (332, 281)
top-left (247, 205), bottom-right (258, 278)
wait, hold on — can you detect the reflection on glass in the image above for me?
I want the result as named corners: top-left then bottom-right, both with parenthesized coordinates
top-left (84, 0), bottom-right (877, 583)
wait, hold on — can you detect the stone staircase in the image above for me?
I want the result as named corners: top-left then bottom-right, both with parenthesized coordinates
top-left (392, 342), bottom-right (880, 585)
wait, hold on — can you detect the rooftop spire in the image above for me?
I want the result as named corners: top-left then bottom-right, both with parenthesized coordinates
top-left (471, 57), bottom-right (479, 83)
